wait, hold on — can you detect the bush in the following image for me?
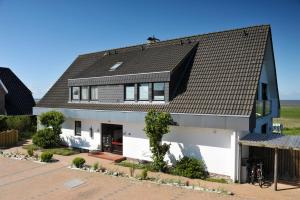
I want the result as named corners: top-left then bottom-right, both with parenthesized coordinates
top-left (0, 116), bottom-right (7, 131)
top-left (93, 162), bottom-right (99, 170)
top-left (39, 111), bottom-right (64, 134)
top-left (40, 152), bottom-right (53, 162)
top-left (0, 116), bottom-right (36, 133)
top-left (6, 116), bottom-right (31, 132)
top-left (72, 157), bottom-right (86, 168)
top-left (171, 156), bottom-right (208, 179)
top-left (144, 110), bottom-right (172, 172)
top-left (27, 148), bottom-right (34, 157)
top-left (32, 128), bottom-right (61, 148)
top-left (140, 169), bottom-right (148, 180)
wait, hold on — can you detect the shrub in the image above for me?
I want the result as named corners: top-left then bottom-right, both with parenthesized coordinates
top-left (40, 152), bottom-right (53, 162)
top-left (72, 157), bottom-right (86, 168)
top-left (39, 111), bottom-right (64, 134)
top-left (171, 156), bottom-right (208, 179)
top-left (0, 116), bottom-right (7, 131)
top-left (27, 148), bottom-right (34, 157)
top-left (0, 116), bottom-right (36, 133)
top-left (140, 169), bottom-right (148, 180)
top-left (93, 162), bottom-right (99, 170)
top-left (32, 128), bottom-right (61, 148)
top-left (6, 116), bottom-right (31, 132)
top-left (144, 110), bottom-right (172, 171)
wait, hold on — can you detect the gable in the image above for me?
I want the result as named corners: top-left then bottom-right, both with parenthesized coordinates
top-left (0, 67), bottom-right (35, 115)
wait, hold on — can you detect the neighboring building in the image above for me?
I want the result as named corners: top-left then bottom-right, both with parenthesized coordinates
top-left (0, 67), bottom-right (35, 115)
top-left (34, 25), bottom-right (280, 181)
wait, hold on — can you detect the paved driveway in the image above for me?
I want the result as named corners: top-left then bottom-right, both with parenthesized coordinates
top-left (0, 157), bottom-right (238, 200)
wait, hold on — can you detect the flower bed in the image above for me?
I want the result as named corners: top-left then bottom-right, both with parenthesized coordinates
top-left (68, 160), bottom-right (234, 195)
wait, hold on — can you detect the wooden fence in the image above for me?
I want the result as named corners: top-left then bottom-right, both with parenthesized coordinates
top-left (250, 146), bottom-right (300, 180)
top-left (0, 130), bottom-right (18, 148)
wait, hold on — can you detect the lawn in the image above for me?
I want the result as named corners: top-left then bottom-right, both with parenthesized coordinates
top-left (23, 144), bottom-right (80, 156)
top-left (274, 105), bottom-right (300, 135)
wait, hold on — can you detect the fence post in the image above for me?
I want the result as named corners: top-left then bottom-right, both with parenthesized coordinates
top-left (274, 148), bottom-right (278, 191)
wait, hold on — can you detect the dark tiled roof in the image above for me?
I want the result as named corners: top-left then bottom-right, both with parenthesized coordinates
top-left (76, 42), bottom-right (197, 78)
top-left (0, 67), bottom-right (35, 115)
top-left (37, 25), bottom-right (271, 116)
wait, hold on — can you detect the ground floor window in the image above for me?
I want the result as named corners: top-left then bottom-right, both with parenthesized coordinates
top-left (261, 123), bottom-right (267, 134)
top-left (75, 121), bottom-right (81, 136)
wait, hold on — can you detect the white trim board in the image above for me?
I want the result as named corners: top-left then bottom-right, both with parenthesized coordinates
top-left (0, 79), bottom-right (8, 94)
top-left (33, 107), bottom-right (250, 131)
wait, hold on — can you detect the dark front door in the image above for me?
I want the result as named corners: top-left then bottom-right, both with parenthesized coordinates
top-left (101, 123), bottom-right (123, 155)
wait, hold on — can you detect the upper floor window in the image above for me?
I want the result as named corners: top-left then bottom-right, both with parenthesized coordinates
top-left (81, 86), bottom-right (89, 100)
top-left (72, 87), bottom-right (80, 100)
top-left (125, 84), bottom-right (135, 101)
top-left (262, 83), bottom-right (268, 100)
top-left (90, 86), bottom-right (98, 100)
top-left (138, 83), bottom-right (149, 101)
top-left (153, 83), bottom-right (165, 101)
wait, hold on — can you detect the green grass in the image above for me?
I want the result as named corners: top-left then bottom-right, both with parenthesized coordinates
top-left (279, 106), bottom-right (300, 119)
top-left (274, 105), bottom-right (300, 135)
top-left (22, 144), bottom-right (80, 156)
top-left (205, 177), bottom-right (228, 184)
top-left (44, 147), bottom-right (80, 156)
top-left (117, 161), bottom-right (156, 171)
top-left (23, 144), bottom-right (40, 150)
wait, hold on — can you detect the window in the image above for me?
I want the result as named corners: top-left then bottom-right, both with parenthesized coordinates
top-left (109, 62), bottom-right (123, 71)
top-left (81, 86), bottom-right (89, 100)
top-left (138, 83), bottom-right (149, 101)
top-left (72, 87), bottom-right (80, 100)
top-left (75, 121), bottom-right (81, 136)
top-left (153, 83), bottom-right (165, 101)
top-left (262, 83), bottom-right (268, 100)
top-left (125, 84), bottom-right (135, 101)
top-left (90, 86), bottom-right (98, 100)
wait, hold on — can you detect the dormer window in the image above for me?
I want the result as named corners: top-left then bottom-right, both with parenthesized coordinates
top-left (153, 83), bottom-right (165, 101)
top-left (72, 87), bottom-right (80, 100)
top-left (138, 83), bottom-right (149, 101)
top-left (81, 86), bottom-right (89, 100)
top-left (90, 86), bottom-right (98, 101)
top-left (109, 62), bottom-right (123, 71)
top-left (125, 84), bottom-right (135, 101)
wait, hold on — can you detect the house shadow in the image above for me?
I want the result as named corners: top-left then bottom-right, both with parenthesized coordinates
top-left (64, 136), bottom-right (91, 150)
top-left (167, 143), bottom-right (204, 166)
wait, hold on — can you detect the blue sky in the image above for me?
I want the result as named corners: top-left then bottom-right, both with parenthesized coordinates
top-left (0, 0), bottom-right (299, 99)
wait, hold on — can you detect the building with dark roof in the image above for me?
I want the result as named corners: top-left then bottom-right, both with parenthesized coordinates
top-left (34, 25), bottom-right (280, 181)
top-left (0, 67), bottom-right (35, 115)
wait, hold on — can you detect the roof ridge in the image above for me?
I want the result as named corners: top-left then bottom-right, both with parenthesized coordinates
top-left (79, 24), bottom-right (270, 57)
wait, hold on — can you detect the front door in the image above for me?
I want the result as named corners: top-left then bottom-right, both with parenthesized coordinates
top-left (101, 123), bottom-right (123, 155)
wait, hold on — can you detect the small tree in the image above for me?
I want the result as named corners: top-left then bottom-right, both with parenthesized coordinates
top-left (33, 111), bottom-right (64, 148)
top-left (144, 109), bottom-right (172, 171)
top-left (39, 111), bottom-right (64, 135)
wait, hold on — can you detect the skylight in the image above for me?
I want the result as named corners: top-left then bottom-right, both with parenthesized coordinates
top-left (109, 62), bottom-right (123, 71)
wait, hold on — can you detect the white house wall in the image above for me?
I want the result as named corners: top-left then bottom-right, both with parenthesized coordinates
top-left (60, 118), bottom-right (237, 178)
top-left (61, 118), bottom-right (102, 150)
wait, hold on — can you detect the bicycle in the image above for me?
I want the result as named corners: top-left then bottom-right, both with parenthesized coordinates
top-left (249, 162), bottom-right (264, 188)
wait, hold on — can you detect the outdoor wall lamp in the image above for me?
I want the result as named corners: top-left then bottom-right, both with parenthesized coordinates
top-left (90, 126), bottom-right (93, 138)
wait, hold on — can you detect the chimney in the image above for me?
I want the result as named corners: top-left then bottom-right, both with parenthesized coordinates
top-left (147, 35), bottom-right (160, 44)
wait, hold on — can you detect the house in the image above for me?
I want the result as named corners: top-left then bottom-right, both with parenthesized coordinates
top-left (34, 25), bottom-right (280, 181)
top-left (0, 67), bottom-right (35, 115)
